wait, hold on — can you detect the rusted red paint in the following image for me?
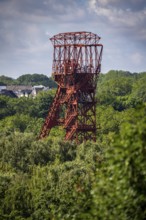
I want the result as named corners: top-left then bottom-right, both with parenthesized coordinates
top-left (39, 31), bottom-right (103, 143)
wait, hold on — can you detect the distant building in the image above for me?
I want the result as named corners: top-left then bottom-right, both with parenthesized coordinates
top-left (0, 85), bottom-right (50, 98)
top-left (31, 85), bottom-right (46, 97)
top-left (0, 89), bottom-right (17, 98)
top-left (6, 85), bottom-right (33, 98)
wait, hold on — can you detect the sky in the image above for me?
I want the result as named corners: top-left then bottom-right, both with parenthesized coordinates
top-left (0, 0), bottom-right (146, 78)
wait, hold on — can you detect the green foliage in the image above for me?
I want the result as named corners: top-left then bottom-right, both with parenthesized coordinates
top-left (130, 74), bottom-right (146, 104)
top-left (29, 159), bottom-right (95, 220)
top-left (91, 106), bottom-right (146, 220)
top-left (0, 75), bottom-right (15, 85)
top-left (0, 114), bottom-right (43, 136)
top-left (0, 96), bottom-right (15, 119)
top-left (31, 90), bottom-right (55, 118)
top-left (2, 174), bottom-right (32, 219)
top-left (0, 133), bottom-right (103, 219)
top-left (16, 74), bottom-right (57, 88)
top-left (97, 70), bottom-right (146, 110)
top-left (0, 132), bottom-right (35, 172)
top-left (0, 73), bottom-right (57, 88)
top-left (0, 89), bottom-right (55, 120)
top-left (0, 70), bottom-right (146, 219)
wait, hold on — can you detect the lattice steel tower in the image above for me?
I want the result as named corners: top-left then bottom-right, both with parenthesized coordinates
top-left (39, 31), bottom-right (103, 143)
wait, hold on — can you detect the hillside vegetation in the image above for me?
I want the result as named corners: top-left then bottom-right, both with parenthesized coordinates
top-left (0, 73), bottom-right (57, 88)
top-left (0, 70), bottom-right (146, 220)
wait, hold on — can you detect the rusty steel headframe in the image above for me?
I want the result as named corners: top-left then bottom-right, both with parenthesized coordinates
top-left (39, 31), bottom-right (103, 143)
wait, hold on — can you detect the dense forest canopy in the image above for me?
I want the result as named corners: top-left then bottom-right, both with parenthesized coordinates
top-left (0, 70), bottom-right (146, 219)
top-left (0, 73), bottom-right (57, 88)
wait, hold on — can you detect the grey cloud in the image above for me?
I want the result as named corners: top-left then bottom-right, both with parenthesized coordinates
top-left (0, 0), bottom-right (88, 77)
top-left (0, 0), bottom-right (146, 77)
top-left (97, 0), bottom-right (146, 12)
top-left (89, 0), bottom-right (146, 25)
top-left (0, 0), bottom-right (86, 50)
top-left (0, 0), bottom-right (84, 22)
top-left (87, 0), bottom-right (146, 73)
top-left (88, 0), bottom-right (146, 43)
top-left (15, 0), bottom-right (66, 16)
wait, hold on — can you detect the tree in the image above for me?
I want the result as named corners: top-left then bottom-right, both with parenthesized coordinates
top-left (91, 105), bottom-right (146, 220)
top-left (97, 70), bottom-right (135, 110)
top-left (0, 75), bottom-right (15, 85)
top-left (30, 89), bottom-right (55, 118)
top-left (0, 70), bottom-right (146, 219)
top-left (16, 74), bottom-right (57, 88)
top-left (129, 73), bottom-right (146, 105)
top-left (0, 96), bottom-right (15, 120)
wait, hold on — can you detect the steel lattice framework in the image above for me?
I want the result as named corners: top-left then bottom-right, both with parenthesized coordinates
top-left (39, 31), bottom-right (103, 143)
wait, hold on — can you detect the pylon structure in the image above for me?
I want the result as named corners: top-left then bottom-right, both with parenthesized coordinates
top-left (39, 31), bottom-right (103, 143)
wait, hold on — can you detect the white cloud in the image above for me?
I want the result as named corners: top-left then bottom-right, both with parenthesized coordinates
top-left (88, 0), bottom-right (146, 28)
top-left (0, 0), bottom-right (146, 77)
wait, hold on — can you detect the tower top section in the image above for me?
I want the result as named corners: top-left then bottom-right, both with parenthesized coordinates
top-left (50, 31), bottom-right (101, 46)
top-left (39, 31), bottom-right (103, 141)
